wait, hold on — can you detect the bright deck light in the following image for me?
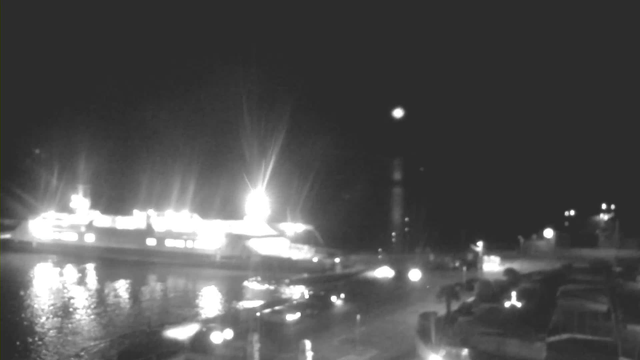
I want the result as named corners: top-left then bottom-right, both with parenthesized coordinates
top-left (245, 189), bottom-right (271, 221)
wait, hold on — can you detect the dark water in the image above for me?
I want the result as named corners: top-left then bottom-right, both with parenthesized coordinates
top-left (0, 252), bottom-right (261, 360)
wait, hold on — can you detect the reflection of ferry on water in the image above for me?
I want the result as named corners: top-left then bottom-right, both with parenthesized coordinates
top-left (1, 193), bottom-right (342, 271)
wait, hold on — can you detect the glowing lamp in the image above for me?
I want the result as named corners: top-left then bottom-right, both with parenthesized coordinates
top-left (543, 228), bottom-right (554, 239)
top-left (245, 189), bottom-right (271, 221)
top-left (504, 291), bottom-right (522, 308)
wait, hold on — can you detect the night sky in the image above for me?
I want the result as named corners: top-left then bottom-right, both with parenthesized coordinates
top-left (2, 5), bottom-right (639, 249)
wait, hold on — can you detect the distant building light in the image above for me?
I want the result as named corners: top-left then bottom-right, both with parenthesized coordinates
top-left (564, 211), bottom-right (569, 217)
top-left (569, 209), bottom-right (575, 216)
top-left (146, 237), bottom-right (157, 246)
top-left (610, 204), bottom-right (615, 210)
top-left (602, 203), bottom-right (607, 210)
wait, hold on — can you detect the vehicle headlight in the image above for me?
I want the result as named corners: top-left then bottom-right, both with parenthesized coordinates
top-left (209, 330), bottom-right (224, 344)
top-left (408, 268), bottom-right (422, 282)
top-left (222, 328), bottom-right (234, 340)
top-left (285, 312), bottom-right (301, 322)
top-left (374, 266), bottom-right (395, 279)
top-left (163, 323), bottom-right (201, 341)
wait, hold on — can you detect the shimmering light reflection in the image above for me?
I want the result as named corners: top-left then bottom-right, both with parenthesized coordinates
top-left (85, 263), bottom-right (98, 290)
top-left (105, 279), bottom-right (132, 310)
top-left (27, 261), bottom-right (105, 358)
top-left (63, 264), bottom-right (80, 284)
top-left (197, 285), bottom-right (223, 319)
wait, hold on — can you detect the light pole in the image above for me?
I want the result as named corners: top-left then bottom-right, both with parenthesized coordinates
top-left (390, 106), bottom-right (406, 253)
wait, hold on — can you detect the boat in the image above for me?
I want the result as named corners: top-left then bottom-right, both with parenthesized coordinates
top-left (1, 195), bottom-right (342, 272)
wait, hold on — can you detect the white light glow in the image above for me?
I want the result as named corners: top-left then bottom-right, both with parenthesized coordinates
top-left (225, 220), bottom-right (279, 237)
top-left (93, 214), bottom-right (114, 228)
top-left (334, 257), bottom-right (341, 264)
top-left (374, 266), bottom-right (395, 279)
top-left (84, 233), bottom-right (96, 243)
top-left (85, 263), bottom-right (98, 290)
top-left (150, 210), bottom-right (199, 234)
top-left (286, 312), bottom-right (301, 322)
top-left (197, 285), bottom-right (223, 319)
top-left (165, 239), bottom-right (186, 248)
top-left (70, 194), bottom-right (90, 213)
top-left (602, 203), bottom-right (607, 210)
top-left (504, 291), bottom-right (522, 308)
top-left (29, 218), bottom-right (55, 240)
top-left (428, 354), bottom-right (443, 360)
top-left (482, 262), bottom-right (502, 272)
top-left (391, 107), bottom-right (405, 120)
top-left (340, 293), bottom-right (345, 299)
top-left (330, 295), bottom-right (338, 303)
top-left (193, 238), bottom-right (224, 251)
top-left (611, 204), bottom-right (615, 210)
top-left (245, 189), bottom-right (271, 221)
top-left (312, 257), bottom-right (319, 263)
top-left (62, 264), bottom-right (80, 284)
top-left (564, 211), bottom-right (569, 216)
top-left (114, 211), bottom-right (147, 230)
top-left (223, 328), bottom-right (234, 340)
top-left (284, 285), bottom-right (309, 300)
top-left (237, 300), bottom-right (265, 309)
top-left (163, 323), bottom-right (201, 340)
top-left (247, 237), bottom-right (290, 257)
top-left (243, 278), bottom-right (276, 291)
top-left (569, 209), bottom-right (575, 216)
top-left (482, 255), bottom-right (502, 272)
top-left (146, 237), bottom-right (157, 246)
top-left (279, 222), bottom-right (307, 236)
top-left (543, 228), bottom-right (554, 239)
top-left (210, 331), bottom-right (224, 344)
top-left (408, 268), bottom-right (422, 282)
top-left (58, 232), bottom-right (79, 241)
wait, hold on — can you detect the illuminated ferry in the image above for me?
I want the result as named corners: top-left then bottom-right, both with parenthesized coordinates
top-left (2, 190), bottom-right (341, 270)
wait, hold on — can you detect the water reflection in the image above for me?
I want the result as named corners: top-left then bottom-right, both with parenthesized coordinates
top-left (105, 279), bottom-right (132, 311)
top-left (85, 263), bottom-right (98, 290)
top-left (6, 254), bottom-right (246, 360)
top-left (197, 285), bottom-right (223, 319)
